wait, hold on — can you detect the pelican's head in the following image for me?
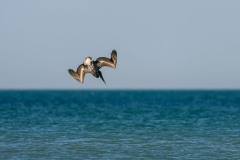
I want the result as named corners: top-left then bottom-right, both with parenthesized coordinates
top-left (83, 56), bottom-right (93, 66)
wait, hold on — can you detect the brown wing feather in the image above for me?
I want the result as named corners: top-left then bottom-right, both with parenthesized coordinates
top-left (96, 50), bottom-right (117, 69)
top-left (95, 57), bottom-right (115, 68)
top-left (76, 64), bottom-right (91, 83)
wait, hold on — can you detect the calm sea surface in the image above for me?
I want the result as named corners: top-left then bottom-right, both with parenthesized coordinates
top-left (0, 90), bottom-right (240, 159)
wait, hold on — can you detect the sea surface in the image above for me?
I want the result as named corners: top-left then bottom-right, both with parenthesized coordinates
top-left (0, 90), bottom-right (240, 159)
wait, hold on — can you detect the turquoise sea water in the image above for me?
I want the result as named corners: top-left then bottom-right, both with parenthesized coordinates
top-left (0, 90), bottom-right (240, 159)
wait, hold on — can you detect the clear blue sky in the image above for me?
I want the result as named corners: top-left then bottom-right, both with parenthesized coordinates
top-left (1, 0), bottom-right (240, 89)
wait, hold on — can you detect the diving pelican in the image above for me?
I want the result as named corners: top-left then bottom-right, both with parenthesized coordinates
top-left (68, 50), bottom-right (117, 84)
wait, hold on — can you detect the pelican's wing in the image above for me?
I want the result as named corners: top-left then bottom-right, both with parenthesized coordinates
top-left (76, 64), bottom-right (91, 83)
top-left (68, 64), bottom-right (91, 83)
top-left (95, 50), bottom-right (117, 69)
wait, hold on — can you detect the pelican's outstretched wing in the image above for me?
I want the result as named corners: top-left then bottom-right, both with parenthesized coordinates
top-left (68, 64), bottom-right (91, 83)
top-left (95, 50), bottom-right (117, 69)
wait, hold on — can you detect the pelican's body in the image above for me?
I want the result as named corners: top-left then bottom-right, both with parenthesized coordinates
top-left (68, 50), bottom-right (117, 84)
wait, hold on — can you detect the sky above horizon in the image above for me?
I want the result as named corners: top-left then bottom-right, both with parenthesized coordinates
top-left (1, 0), bottom-right (240, 89)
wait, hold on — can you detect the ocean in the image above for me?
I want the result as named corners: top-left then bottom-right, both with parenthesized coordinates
top-left (0, 90), bottom-right (240, 159)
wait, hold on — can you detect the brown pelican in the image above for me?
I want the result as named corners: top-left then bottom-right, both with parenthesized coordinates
top-left (68, 50), bottom-right (117, 84)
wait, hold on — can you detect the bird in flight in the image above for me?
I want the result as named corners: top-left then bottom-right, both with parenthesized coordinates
top-left (68, 50), bottom-right (117, 84)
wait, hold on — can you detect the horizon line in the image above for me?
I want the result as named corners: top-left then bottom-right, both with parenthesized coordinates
top-left (1, 88), bottom-right (240, 91)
